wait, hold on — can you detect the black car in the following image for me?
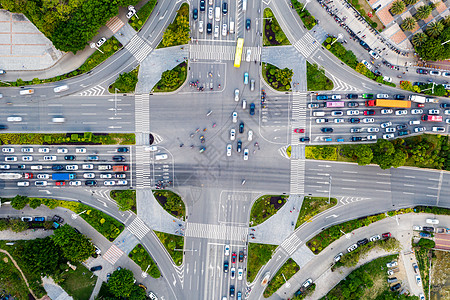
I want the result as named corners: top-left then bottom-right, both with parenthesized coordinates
top-left (224, 261), bottom-right (229, 273)
top-left (239, 122), bottom-right (244, 133)
top-left (18, 164), bottom-right (26, 169)
top-left (357, 238), bottom-right (368, 246)
top-left (117, 147), bottom-right (129, 152)
top-left (349, 118), bottom-right (360, 124)
top-left (321, 127), bottom-right (333, 133)
top-left (85, 180), bottom-right (97, 186)
top-left (52, 164), bottom-right (64, 170)
top-left (113, 155), bottom-right (125, 162)
top-left (440, 103), bottom-right (450, 108)
top-left (347, 94), bottom-right (358, 99)
top-left (237, 140), bottom-right (242, 153)
top-left (199, 0), bottom-right (205, 11)
top-left (239, 251), bottom-right (244, 262)
top-left (359, 40), bottom-right (370, 50)
top-left (193, 8), bottom-right (198, 20)
top-left (390, 283), bottom-right (401, 291)
top-left (423, 226), bottom-right (434, 232)
top-left (416, 68), bottom-right (428, 75)
top-left (90, 265), bottom-right (102, 272)
top-left (230, 285), bottom-right (235, 297)
top-left (246, 19), bottom-right (251, 30)
top-left (413, 81), bottom-right (426, 86)
top-left (398, 130), bottom-right (410, 136)
top-left (222, 2), bottom-right (228, 14)
top-left (64, 155), bottom-right (75, 161)
top-left (299, 137), bottom-right (310, 142)
top-left (394, 94), bottom-right (405, 100)
top-left (207, 23), bottom-right (212, 34)
top-left (52, 215), bottom-right (64, 223)
top-left (348, 102), bottom-right (359, 107)
top-left (0, 125), bottom-right (8, 130)
top-left (250, 103), bottom-right (255, 115)
top-left (396, 124), bottom-right (407, 130)
top-left (351, 136), bottom-right (362, 142)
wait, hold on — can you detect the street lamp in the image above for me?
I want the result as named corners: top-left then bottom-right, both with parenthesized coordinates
top-left (301, 0), bottom-right (311, 12)
top-left (331, 34), bottom-right (344, 46)
top-left (71, 210), bottom-right (87, 220)
top-left (328, 175), bottom-right (332, 204)
top-left (90, 43), bottom-right (104, 54)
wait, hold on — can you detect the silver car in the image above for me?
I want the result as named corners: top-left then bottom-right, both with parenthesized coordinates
top-left (411, 109), bottom-right (423, 115)
top-left (380, 121), bottom-right (392, 128)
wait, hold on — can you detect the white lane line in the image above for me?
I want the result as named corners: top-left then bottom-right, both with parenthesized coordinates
top-left (427, 178), bottom-right (439, 181)
top-left (342, 179), bottom-right (357, 182)
top-left (308, 177), bottom-right (323, 179)
top-left (82, 122), bottom-right (98, 124)
top-left (316, 181), bottom-right (329, 184)
top-left (427, 187), bottom-right (439, 189)
top-left (48, 104), bottom-right (63, 106)
top-left (81, 104), bottom-right (97, 106)
top-left (307, 185), bottom-right (321, 188)
top-left (317, 173), bottom-right (330, 176)
top-left (343, 171), bottom-right (357, 173)
top-left (341, 187), bottom-right (356, 190)
top-left (404, 184), bottom-right (415, 187)
top-left (316, 190), bottom-right (328, 193)
top-left (403, 192), bottom-right (414, 195)
top-left (404, 176), bottom-right (415, 178)
top-left (376, 182), bottom-right (391, 184)
top-left (376, 173), bottom-right (391, 176)
top-left (426, 194), bottom-right (438, 197)
top-left (308, 169), bottom-right (323, 171)
top-left (375, 190), bottom-right (390, 192)
top-left (82, 113), bottom-right (97, 115)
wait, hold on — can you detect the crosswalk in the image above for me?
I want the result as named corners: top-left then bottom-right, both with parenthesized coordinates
top-left (280, 233), bottom-right (302, 256)
top-left (126, 35), bottom-right (153, 62)
top-left (135, 146), bottom-right (152, 188)
top-left (290, 92), bottom-right (307, 194)
top-left (127, 217), bottom-right (151, 240)
top-left (189, 44), bottom-right (261, 61)
top-left (185, 223), bottom-right (248, 242)
top-left (106, 16), bottom-right (124, 33)
top-left (78, 85), bottom-right (105, 96)
top-left (290, 159), bottom-right (305, 195)
top-left (293, 32), bottom-right (319, 58)
top-left (103, 244), bottom-right (124, 265)
top-left (291, 93), bottom-right (307, 121)
top-left (135, 94), bottom-right (150, 133)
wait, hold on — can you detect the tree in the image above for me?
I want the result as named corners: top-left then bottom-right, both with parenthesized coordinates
top-left (354, 144), bottom-right (373, 165)
top-left (404, 0), bottom-right (418, 5)
top-left (11, 195), bottom-right (29, 210)
top-left (274, 68), bottom-right (294, 86)
top-left (111, 190), bottom-right (136, 211)
top-left (401, 17), bottom-right (416, 31)
top-left (415, 5), bottom-right (432, 20)
top-left (417, 238), bottom-right (435, 248)
top-left (51, 224), bottom-right (94, 262)
top-left (9, 219), bottom-right (28, 232)
top-left (108, 269), bottom-right (136, 298)
top-left (390, 0), bottom-right (405, 15)
top-left (29, 197), bottom-right (42, 209)
top-left (0, 219), bottom-right (9, 231)
top-left (160, 69), bottom-right (180, 88)
top-left (412, 32), bottom-right (428, 47)
top-left (129, 286), bottom-right (147, 300)
top-left (400, 80), bottom-right (413, 91)
top-left (372, 139), bottom-right (395, 169)
top-left (391, 149), bottom-right (408, 168)
top-left (417, 38), bottom-right (445, 61)
top-left (426, 21), bottom-right (444, 38)
top-left (20, 237), bottom-right (66, 276)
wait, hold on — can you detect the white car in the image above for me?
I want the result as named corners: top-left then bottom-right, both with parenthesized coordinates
top-left (230, 129), bottom-right (236, 141)
top-left (331, 95), bottom-right (341, 100)
top-left (432, 127), bottom-right (445, 132)
top-left (385, 128), bottom-right (396, 133)
top-left (315, 118), bottom-right (328, 123)
top-left (416, 275), bottom-right (422, 286)
top-left (347, 110), bottom-right (360, 116)
top-left (2, 148), bottom-right (14, 153)
top-left (334, 118), bottom-right (344, 123)
top-left (57, 148), bottom-right (68, 154)
top-left (367, 135), bottom-right (377, 140)
top-left (5, 156), bottom-right (17, 162)
top-left (386, 261), bottom-right (398, 268)
top-left (21, 147), bottom-right (33, 153)
top-left (361, 60), bottom-right (373, 70)
top-left (414, 127), bottom-right (426, 133)
top-left (362, 118), bottom-right (375, 123)
top-left (381, 109), bottom-right (393, 115)
top-left (232, 112), bottom-right (238, 123)
top-left (83, 173), bottom-right (95, 179)
top-left (222, 23), bottom-right (227, 36)
top-left (0, 165), bottom-right (10, 169)
top-left (248, 130), bottom-right (253, 141)
top-left (377, 94), bottom-right (389, 99)
top-left (38, 147), bottom-right (50, 153)
top-left (347, 244), bottom-right (358, 252)
top-left (237, 268), bottom-right (243, 280)
top-left (430, 70), bottom-right (441, 76)
top-left (426, 218), bottom-right (439, 224)
top-left (117, 180), bottom-right (128, 185)
top-left (96, 37), bottom-right (107, 47)
top-left (243, 148), bottom-right (249, 160)
top-left (35, 181), bottom-right (48, 186)
top-left (446, 119), bottom-right (450, 124)
top-left (76, 148), bottom-right (86, 153)
top-left (411, 109), bottom-right (423, 115)
top-left (66, 165), bottom-right (78, 170)
top-left (369, 235), bottom-right (381, 241)
top-left (443, 72), bottom-right (450, 77)
top-left (104, 180), bottom-right (116, 186)
top-left (208, 7), bottom-right (213, 19)
top-left (230, 267), bottom-right (236, 279)
top-left (370, 50), bottom-right (381, 59)
top-left (43, 155), bottom-right (57, 161)
top-left (445, 110), bottom-right (450, 115)
top-left (234, 89), bottom-right (239, 101)
top-left (380, 122), bottom-right (392, 128)
top-left (383, 133), bottom-right (395, 139)
top-left (334, 253), bottom-right (343, 262)
top-left (331, 111), bottom-right (343, 116)
top-left (413, 225), bottom-right (423, 231)
top-left (214, 25), bottom-right (219, 38)
top-left (395, 110), bottom-right (407, 116)
top-left (69, 181), bottom-right (81, 186)
top-left (226, 144), bottom-right (232, 157)
top-left (246, 49), bottom-right (251, 62)
top-left (17, 181), bottom-right (29, 187)
top-left (37, 174), bottom-right (49, 179)
top-left (100, 174), bottom-right (112, 179)
top-left (429, 109), bottom-right (440, 115)
top-left (7, 116), bottom-right (22, 122)
top-left (224, 245), bottom-right (230, 256)
top-left (308, 103), bottom-right (320, 108)
top-left (82, 164), bottom-right (94, 170)
top-left (22, 156), bottom-right (33, 161)
top-left (367, 127), bottom-right (379, 133)
top-left (198, 20), bottom-right (204, 33)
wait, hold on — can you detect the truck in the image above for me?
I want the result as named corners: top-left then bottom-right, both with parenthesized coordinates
top-left (0, 173), bottom-right (22, 180)
top-left (113, 165), bottom-right (129, 172)
top-left (421, 114), bottom-right (443, 122)
top-left (19, 89), bottom-right (34, 95)
top-left (51, 173), bottom-right (76, 180)
top-left (408, 95), bottom-right (426, 103)
top-left (98, 165), bottom-right (112, 171)
top-left (365, 99), bottom-right (411, 108)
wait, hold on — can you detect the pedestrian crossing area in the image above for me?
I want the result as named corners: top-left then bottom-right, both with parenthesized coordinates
top-left (185, 222), bottom-right (248, 242)
top-left (293, 33), bottom-right (319, 58)
top-left (290, 159), bottom-right (305, 195)
top-left (106, 16), bottom-right (124, 33)
top-left (78, 85), bottom-right (106, 96)
top-left (126, 35), bottom-right (153, 62)
top-left (135, 94), bottom-right (150, 133)
top-left (189, 44), bottom-right (261, 62)
top-left (281, 233), bottom-right (302, 256)
top-left (330, 73), bottom-right (361, 92)
top-left (103, 244), bottom-right (124, 265)
top-left (135, 146), bottom-right (152, 188)
top-left (127, 217), bottom-right (151, 240)
top-left (150, 132), bottom-right (164, 145)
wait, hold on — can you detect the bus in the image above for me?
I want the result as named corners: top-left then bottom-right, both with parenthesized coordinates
top-left (234, 38), bottom-right (244, 68)
top-left (326, 101), bottom-right (345, 108)
top-left (421, 114), bottom-right (443, 122)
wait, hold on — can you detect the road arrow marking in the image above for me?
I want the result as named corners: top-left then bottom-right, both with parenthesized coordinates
top-left (326, 214), bottom-right (339, 218)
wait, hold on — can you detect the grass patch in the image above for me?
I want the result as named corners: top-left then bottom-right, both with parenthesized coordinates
top-left (158, 3), bottom-right (190, 48)
top-left (292, 0), bottom-right (317, 30)
top-left (129, 0), bottom-right (158, 31)
top-left (306, 62), bottom-right (333, 91)
top-left (305, 145), bottom-right (337, 160)
top-left (414, 239), bottom-right (433, 298)
top-left (0, 252), bottom-right (31, 299)
top-left (264, 258), bottom-right (299, 297)
top-left (128, 244), bottom-right (161, 278)
top-left (154, 231), bottom-right (184, 266)
top-left (349, 0), bottom-right (384, 30)
top-left (295, 196), bottom-right (337, 229)
top-left (247, 243), bottom-right (277, 283)
top-left (153, 190), bottom-right (186, 220)
top-left (153, 61), bottom-right (188, 93)
top-left (0, 132), bottom-right (135, 145)
top-left (108, 66), bottom-right (139, 93)
top-left (261, 63), bottom-right (293, 92)
top-left (110, 190), bottom-right (136, 213)
top-left (250, 195), bottom-right (288, 226)
top-left (263, 8), bottom-right (290, 46)
top-left (60, 263), bottom-right (97, 300)
top-left (292, 283), bottom-right (316, 299)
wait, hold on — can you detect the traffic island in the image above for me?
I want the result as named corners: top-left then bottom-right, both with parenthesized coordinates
top-left (110, 190), bottom-right (136, 213)
top-left (128, 244), bottom-right (161, 278)
top-left (306, 62), bottom-right (333, 91)
top-left (263, 258), bottom-right (300, 298)
top-left (249, 195), bottom-right (288, 226)
top-left (295, 196), bottom-right (337, 229)
top-left (152, 190), bottom-right (186, 220)
top-left (261, 63), bottom-right (293, 92)
top-left (154, 231), bottom-right (184, 266)
top-left (156, 3), bottom-right (190, 49)
top-left (247, 243), bottom-right (277, 283)
top-left (152, 61), bottom-right (188, 93)
top-left (263, 8), bottom-right (290, 46)
top-left (108, 67), bottom-right (139, 94)
top-left (128, 0), bottom-right (158, 32)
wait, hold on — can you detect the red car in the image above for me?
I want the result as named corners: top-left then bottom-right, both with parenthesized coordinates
top-left (231, 252), bottom-right (237, 264)
top-left (294, 128), bottom-right (305, 133)
top-left (363, 110), bottom-right (375, 116)
top-left (24, 173), bottom-right (33, 179)
top-left (417, 103), bottom-right (425, 108)
top-left (382, 232), bottom-right (391, 238)
top-left (56, 181), bottom-right (66, 186)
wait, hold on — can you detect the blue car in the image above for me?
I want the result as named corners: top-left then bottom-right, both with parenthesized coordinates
top-left (193, 8), bottom-right (198, 20)
top-left (316, 95), bottom-right (328, 100)
top-left (244, 72), bottom-right (249, 84)
top-left (34, 217), bottom-right (45, 222)
top-left (249, 103), bottom-right (255, 115)
top-left (52, 165), bottom-right (64, 171)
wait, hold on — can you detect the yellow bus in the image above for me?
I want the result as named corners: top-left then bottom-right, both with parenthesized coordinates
top-left (234, 38), bottom-right (244, 68)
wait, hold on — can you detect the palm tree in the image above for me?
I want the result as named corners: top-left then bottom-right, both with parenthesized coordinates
top-left (391, 0), bottom-right (406, 15)
top-left (442, 15), bottom-right (450, 27)
top-left (404, 0), bottom-right (418, 5)
top-left (426, 21), bottom-right (444, 38)
top-left (401, 17), bottom-right (416, 31)
top-left (412, 32), bottom-right (428, 47)
top-left (415, 5), bottom-right (432, 20)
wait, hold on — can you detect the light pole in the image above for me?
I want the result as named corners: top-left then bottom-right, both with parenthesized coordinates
top-left (331, 34), bottom-right (343, 46)
top-left (71, 210), bottom-right (87, 220)
top-left (90, 43), bottom-right (103, 54)
top-left (328, 175), bottom-right (332, 204)
top-left (441, 39), bottom-right (450, 45)
top-left (301, 0), bottom-right (311, 12)
top-left (142, 264), bottom-right (151, 278)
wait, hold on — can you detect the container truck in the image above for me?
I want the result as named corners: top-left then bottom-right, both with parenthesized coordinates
top-left (365, 99), bottom-right (411, 108)
top-left (0, 173), bottom-right (22, 180)
top-left (421, 115), bottom-right (443, 122)
top-left (112, 165), bottom-right (129, 172)
top-left (51, 173), bottom-right (76, 180)
top-left (408, 95), bottom-right (426, 103)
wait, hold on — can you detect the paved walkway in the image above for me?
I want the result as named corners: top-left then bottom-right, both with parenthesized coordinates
top-left (42, 277), bottom-right (72, 300)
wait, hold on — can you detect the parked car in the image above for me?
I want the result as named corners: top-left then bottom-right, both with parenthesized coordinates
top-left (386, 261), bottom-right (398, 268)
top-left (347, 243), bottom-right (358, 252)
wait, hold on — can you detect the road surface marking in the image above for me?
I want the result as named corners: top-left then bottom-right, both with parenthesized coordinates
top-left (81, 103), bottom-right (97, 106)
top-left (427, 187), bottom-right (439, 189)
top-left (404, 184), bottom-right (415, 187)
top-left (343, 171), bottom-right (357, 173)
top-left (404, 175), bottom-right (415, 178)
top-left (426, 194), bottom-right (438, 197)
top-left (341, 187), bottom-right (356, 190)
top-left (376, 182), bottom-right (390, 184)
top-left (82, 113), bottom-right (97, 115)
top-left (342, 179), bottom-right (357, 182)
top-left (375, 190), bottom-right (390, 192)
top-left (403, 192), bottom-right (414, 195)
top-left (376, 173), bottom-right (391, 176)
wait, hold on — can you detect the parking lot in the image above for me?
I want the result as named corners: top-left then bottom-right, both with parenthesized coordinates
top-left (0, 145), bottom-right (132, 188)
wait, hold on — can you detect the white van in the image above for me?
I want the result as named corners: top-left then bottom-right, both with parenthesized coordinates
top-left (409, 120), bottom-right (421, 125)
top-left (53, 85), bottom-right (69, 93)
top-left (230, 21), bottom-right (235, 34)
top-left (17, 182), bottom-right (29, 187)
top-left (30, 165), bottom-right (43, 170)
top-left (215, 7), bottom-right (220, 22)
top-left (242, 0), bottom-right (247, 11)
top-left (52, 117), bottom-right (65, 123)
top-left (155, 154), bottom-right (168, 160)
top-left (313, 111), bottom-right (325, 117)
top-left (19, 89), bottom-right (34, 95)
top-left (242, 99), bottom-right (247, 109)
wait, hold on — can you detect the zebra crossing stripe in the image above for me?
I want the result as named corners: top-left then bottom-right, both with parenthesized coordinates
top-left (135, 94), bottom-right (150, 133)
top-left (185, 223), bottom-right (248, 242)
top-left (103, 244), bottom-right (124, 265)
top-left (281, 234), bottom-right (302, 256)
top-left (106, 16), bottom-right (124, 33)
top-left (135, 146), bottom-right (152, 189)
top-left (189, 44), bottom-right (260, 61)
top-left (127, 217), bottom-right (150, 239)
top-left (293, 33), bottom-right (318, 58)
top-left (126, 36), bottom-right (153, 62)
